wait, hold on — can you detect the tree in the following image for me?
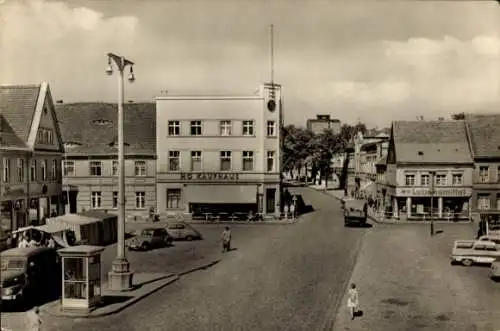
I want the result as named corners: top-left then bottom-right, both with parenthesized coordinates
top-left (309, 128), bottom-right (346, 189)
top-left (451, 112), bottom-right (465, 120)
top-left (282, 125), bottom-right (314, 176)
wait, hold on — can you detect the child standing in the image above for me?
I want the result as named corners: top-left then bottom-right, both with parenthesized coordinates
top-left (347, 283), bottom-right (360, 320)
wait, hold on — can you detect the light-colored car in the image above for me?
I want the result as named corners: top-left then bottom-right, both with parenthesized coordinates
top-left (490, 259), bottom-right (500, 280)
top-left (451, 240), bottom-right (500, 266)
top-left (478, 234), bottom-right (500, 246)
top-left (126, 228), bottom-right (173, 251)
top-left (165, 222), bottom-right (202, 241)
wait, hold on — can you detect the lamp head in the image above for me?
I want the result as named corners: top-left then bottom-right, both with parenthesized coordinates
top-left (128, 66), bottom-right (135, 83)
top-left (105, 57), bottom-right (113, 75)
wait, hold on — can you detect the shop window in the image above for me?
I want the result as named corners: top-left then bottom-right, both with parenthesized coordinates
top-left (420, 174), bottom-right (430, 186)
top-left (242, 151), bottom-right (254, 171)
top-left (477, 194), bottom-right (490, 210)
top-left (219, 120), bottom-right (232, 136)
top-left (479, 166), bottom-right (489, 183)
top-left (435, 174), bottom-right (447, 186)
top-left (134, 161), bottom-right (147, 176)
top-left (190, 151), bottom-right (202, 171)
top-left (166, 189), bottom-right (181, 209)
top-left (89, 161), bottom-right (102, 176)
top-left (220, 151), bottom-right (232, 171)
top-left (169, 151), bottom-right (180, 171)
top-left (452, 173), bottom-right (463, 185)
top-left (168, 121), bottom-right (180, 136)
top-left (190, 120), bottom-right (202, 136)
top-left (405, 174), bottom-right (415, 186)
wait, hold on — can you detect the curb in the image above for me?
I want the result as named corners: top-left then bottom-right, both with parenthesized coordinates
top-left (44, 274), bottom-right (180, 318)
top-left (177, 259), bottom-right (222, 276)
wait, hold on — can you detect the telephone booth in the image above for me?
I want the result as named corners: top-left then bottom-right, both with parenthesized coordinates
top-left (57, 245), bottom-right (105, 313)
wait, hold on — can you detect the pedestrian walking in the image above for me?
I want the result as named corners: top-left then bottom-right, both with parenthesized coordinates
top-left (347, 283), bottom-right (360, 320)
top-left (220, 226), bottom-right (231, 253)
top-left (28, 306), bottom-right (42, 331)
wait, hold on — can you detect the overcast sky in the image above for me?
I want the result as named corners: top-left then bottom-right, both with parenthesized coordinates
top-left (1, 0), bottom-right (499, 127)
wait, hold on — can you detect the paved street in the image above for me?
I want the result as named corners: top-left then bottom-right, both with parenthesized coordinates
top-left (32, 187), bottom-right (367, 331)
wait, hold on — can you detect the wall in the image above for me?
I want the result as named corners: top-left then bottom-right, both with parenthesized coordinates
top-left (394, 164), bottom-right (473, 187)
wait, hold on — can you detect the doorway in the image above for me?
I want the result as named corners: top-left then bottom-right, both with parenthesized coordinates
top-left (266, 188), bottom-right (276, 214)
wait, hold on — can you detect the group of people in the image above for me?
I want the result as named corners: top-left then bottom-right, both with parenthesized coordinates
top-left (6, 230), bottom-right (55, 249)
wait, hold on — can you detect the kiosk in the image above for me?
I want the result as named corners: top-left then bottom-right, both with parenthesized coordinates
top-left (57, 245), bottom-right (105, 314)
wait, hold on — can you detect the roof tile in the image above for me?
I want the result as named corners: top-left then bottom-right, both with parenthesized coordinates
top-left (465, 114), bottom-right (500, 158)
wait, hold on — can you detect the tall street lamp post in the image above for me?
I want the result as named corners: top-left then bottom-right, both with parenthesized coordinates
top-left (106, 52), bottom-right (135, 291)
top-left (430, 171), bottom-right (436, 237)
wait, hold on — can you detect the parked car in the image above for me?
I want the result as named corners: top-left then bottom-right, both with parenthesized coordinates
top-left (127, 228), bottom-right (173, 251)
top-left (1, 246), bottom-right (61, 307)
top-left (490, 259), bottom-right (500, 280)
top-left (165, 222), bottom-right (203, 241)
top-left (451, 240), bottom-right (500, 266)
top-left (343, 199), bottom-right (368, 227)
top-left (478, 234), bottom-right (500, 246)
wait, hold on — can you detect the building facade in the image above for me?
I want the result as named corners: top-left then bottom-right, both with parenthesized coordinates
top-left (306, 115), bottom-right (341, 135)
top-left (55, 103), bottom-right (156, 221)
top-left (1, 83), bottom-right (64, 231)
top-left (156, 83), bottom-right (283, 218)
top-left (465, 114), bottom-right (500, 221)
top-left (385, 121), bottom-right (473, 221)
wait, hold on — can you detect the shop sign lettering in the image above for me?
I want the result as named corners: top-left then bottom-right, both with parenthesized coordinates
top-left (396, 187), bottom-right (471, 197)
top-left (180, 172), bottom-right (239, 181)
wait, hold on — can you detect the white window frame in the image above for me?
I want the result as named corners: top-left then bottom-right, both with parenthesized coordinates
top-left (135, 192), bottom-right (146, 209)
top-left (435, 174), bottom-right (447, 186)
top-left (266, 151), bottom-right (275, 172)
top-left (420, 174), bottom-right (429, 186)
top-left (190, 151), bottom-right (202, 172)
top-left (16, 158), bottom-right (24, 182)
top-left (30, 160), bottom-right (37, 181)
top-left (220, 151), bottom-right (232, 171)
top-left (479, 166), bottom-right (489, 183)
top-left (168, 120), bottom-right (181, 136)
top-left (112, 191), bottom-right (118, 209)
top-left (452, 173), bottom-right (463, 185)
top-left (2, 158), bottom-right (9, 183)
top-left (169, 151), bottom-right (180, 171)
top-left (134, 161), bottom-right (147, 177)
top-left (405, 174), bottom-right (415, 186)
top-left (91, 191), bottom-right (102, 209)
top-left (242, 151), bottom-right (254, 171)
top-left (267, 121), bottom-right (276, 137)
top-left (112, 160), bottom-right (118, 176)
top-left (242, 120), bottom-right (254, 136)
top-left (219, 120), bottom-right (232, 136)
top-left (51, 159), bottom-right (58, 180)
top-left (166, 188), bottom-right (182, 209)
top-left (63, 160), bottom-right (74, 177)
top-left (89, 161), bottom-right (102, 176)
top-left (41, 160), bottom-right (47, 181)
top-left (190, 120), bottom-right (202, 136)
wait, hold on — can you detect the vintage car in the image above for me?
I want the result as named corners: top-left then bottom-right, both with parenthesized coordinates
top-left (126, 227), bottom-right (173, 251)
top-left (1, 246), bottom-right (60, 306)
top-left (165, 222), bottom-right (203, 241)
top-left (450, 240), bottom-right (500, 266)
top-left (343, 199), bottom-right (368, 227)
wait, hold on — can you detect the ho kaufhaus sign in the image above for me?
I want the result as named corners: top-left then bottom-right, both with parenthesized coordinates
top-left (180, 172), bottom-right (239, 181)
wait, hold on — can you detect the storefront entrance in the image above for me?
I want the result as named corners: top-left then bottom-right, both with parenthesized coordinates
top-left (266, 188), bottom-right (276, 214)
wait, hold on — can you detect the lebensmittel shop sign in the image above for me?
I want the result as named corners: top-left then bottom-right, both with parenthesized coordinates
top-left (180, 172), bottom-right (239, 181)
top-left (396, 187), bottom-right (472, 197)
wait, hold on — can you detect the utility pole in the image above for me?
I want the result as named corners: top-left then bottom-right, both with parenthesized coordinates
top-left (430, 171), bottom-right (436, 236)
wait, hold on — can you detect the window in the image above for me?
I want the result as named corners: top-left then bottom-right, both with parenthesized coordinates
top-left (190, 121), bottom-right (202, 136)
top-left (51, 159), bottom-right (58, 180)
top-left (496, 193), bottom-right (500, 210)
top-left (405, 174), bottom-right (415, 186)
top-left (63, 161), bottom-right (74, 177)
top-left (479, 166), bottom-right (489, 183)
top-left (219, 120), bottom-right (232, 136)
top-left (2, 158), bottom-right (9, 183)
top-left (89, 161), bottom-right (102, 176)
top-left (452, 173), bottom-right (463, 185)
top-left (41, 160), bottom-right (47, 181)
top-left (220, 151), bottom-right (232, 171)
top-left (37, 128), bottom-right (53, 145)
top-left (169, 151), bottom-right (180, 171)
top-left (267, 121), bottom-right (276, 137)
top-left (242, 151), bottom-right (254, 171)
top-left (242, 120), bottom-right (254, 136)
top-left (267, 151), bottom-right (275, 172)
top-left (420, 174), bottom-right (429, 186)
top-left (190, 151), bottom-right (202, 171)
top-left (16, 159), bottom-right (24, 182)
top-left (112, 192), bottom-right (118, 209)
top-left (477, 194), bottom-right (490, 210)
top-left (30, 160), bottom-right (37, 181)
top-left (168, 121), bottom-right (180, 136)
top-left (112, 161), bottom-right (118, 176)
top-left (135, 192), bottom-right (146, 209)
top-left (166, 189), bottom-right (181, 209)
top-left (498, 166), bottom-right (500, 183)
top-left (134, 161), bottom-right (146, 176)
top-left (91, 192), bottom-right (102, 209)
top-left (435, 174), bottom-right (447, 186)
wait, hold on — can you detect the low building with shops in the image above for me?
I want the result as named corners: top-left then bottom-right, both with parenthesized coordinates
top-left (385, 120), bottom-right (473, 221)
top-left (55, 102), bottom-right (156, 221)
top-left (465, 114), bottom-right (500, 222)
top-left (1, 83), bottom-right (65, 231)
top-left (155, 83), bottom-right (283, 218)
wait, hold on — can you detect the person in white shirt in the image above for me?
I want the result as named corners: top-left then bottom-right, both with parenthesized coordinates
top-left (18, 236), bottom-right (29, 248)
top-left (347, 283), bottom-right (360, 320)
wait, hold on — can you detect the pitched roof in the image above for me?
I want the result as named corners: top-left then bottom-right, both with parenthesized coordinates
top-left (0, 85), bottom-right (41, 148)
top-left (55, 102), bottom-right (156, 156)
top-left (465, 114), bottom-right (500, 159)
top-left (392, 120), bottom-right (472, 164)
